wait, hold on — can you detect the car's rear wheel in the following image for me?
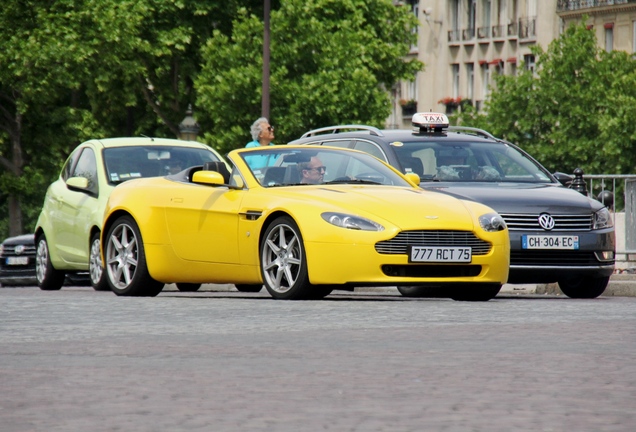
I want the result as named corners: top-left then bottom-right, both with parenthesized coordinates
top-left (235, 284), bottom-right (263, 293)
top-left (397, 286), bottom-right (448, 298)
top-left (89, 232), bottom-right (109, 291)
top-left (176, 283), bottom-right (201, 292)
top-left (450, 283), bottom-right (501, 301)
top-left (35, 234), bottom-right (65, 291)
top-left (105, 215), bottom-right (164, 297)
top-left (260, 216), bottom-right (327, 300)
top-left (558, 276), bottom-right (609, 299)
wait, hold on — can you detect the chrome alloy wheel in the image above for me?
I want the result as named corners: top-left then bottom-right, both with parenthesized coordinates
top-left (35, 239), bottom-right (49, 284)
top-left (106, 222), bottom-right (139, 290)
top-left (89, 237), bottom-right (103, 284)
top-left (261, 223), bottom-right (302, 295)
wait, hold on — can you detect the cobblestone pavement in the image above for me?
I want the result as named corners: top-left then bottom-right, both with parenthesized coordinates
top-left (1, 286), bottom-right (635, 432)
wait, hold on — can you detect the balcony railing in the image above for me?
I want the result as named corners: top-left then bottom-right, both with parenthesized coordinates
top-left (477, 26), bottom-right (490, 38)
top-left (462, 27), bottom-right (475, 41)
top-left (557, 0), bottom-right (632, 12)
top-left (491, 25), bottom-right (505, 38)
top-left (448, 29), bottom-right (461, 43)
top-left (518, 17), bottom-right (536, 39)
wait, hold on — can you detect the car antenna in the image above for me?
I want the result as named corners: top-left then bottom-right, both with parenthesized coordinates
top-left (140, 134), bottom-right (154, 141)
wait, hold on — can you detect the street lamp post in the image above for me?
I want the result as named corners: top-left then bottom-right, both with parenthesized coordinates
top-left (178, 104), bottom-right (200, 141)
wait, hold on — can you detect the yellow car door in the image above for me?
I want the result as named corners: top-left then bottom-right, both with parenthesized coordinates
top-left (164, 186), bottom-right (243, 264)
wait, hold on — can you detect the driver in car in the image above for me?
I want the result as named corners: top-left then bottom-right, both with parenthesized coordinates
top-left (299, 156), bottom-right (326, 184)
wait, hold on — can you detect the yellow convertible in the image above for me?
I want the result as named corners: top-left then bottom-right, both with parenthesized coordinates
top-left (101, 145), bottom-right (509, 301)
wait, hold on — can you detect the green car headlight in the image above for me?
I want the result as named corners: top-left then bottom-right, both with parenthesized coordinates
top-left (322, 212), bottom-right (384, 231)
top-left (593, 207), bottom-right (613, 229)
top-left (479, 212), bottom-right (507, 232)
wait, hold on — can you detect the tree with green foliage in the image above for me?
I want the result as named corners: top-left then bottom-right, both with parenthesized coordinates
top-left (195, 0), bottom-right (423, 154)
top-left (454, 20), bottom-right (636, 175)
top-left (0, 0), bottom-right (274, 238)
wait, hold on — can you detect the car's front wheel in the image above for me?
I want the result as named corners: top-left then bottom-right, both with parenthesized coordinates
top-left (260, 216), bottom-right (327, 300)
top-left (450, 283), bottom-right (501, 301)
top-left (558, 276), bottom-right (609, 299)
top-left (89, 232), bottom-right (109, 291)
top-left (35, 234), bottom-right (65, 291)
top-left (105, 215), bottom-right (164, 297)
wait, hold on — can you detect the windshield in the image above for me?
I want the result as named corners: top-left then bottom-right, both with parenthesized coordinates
top-left (103, 146), bottom-right (221, 184)
top-left (241, 147), bottom-right (411, 188)
top-left (394, 140), bottom-right (553, 183)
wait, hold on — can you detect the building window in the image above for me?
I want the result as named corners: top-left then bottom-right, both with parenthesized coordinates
top-left (452, 64), bottom-right (460, 98)
top-left (605, 24), bottom-right (614, 52)
top-left (481, 63), bottom-right (490, 98)
top-left (524, 54), bottom-right (535, 74)
top-left (467, 63), bottom-right (474, 100)
top-left (409, 0), bottom-right (420, 50)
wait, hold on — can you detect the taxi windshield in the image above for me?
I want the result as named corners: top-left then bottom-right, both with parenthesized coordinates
top-left (240, 147), bottom-right (411, 188)
top-left (395, 140), bottom-right (553, 183)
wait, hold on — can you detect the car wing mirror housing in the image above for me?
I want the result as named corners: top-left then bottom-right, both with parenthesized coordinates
top-left (192, 170), bottom-right (225, 186)
top-left (404, 172), bottom-right (421, 187)
top-left (66, 176), bottom-right (90, 192)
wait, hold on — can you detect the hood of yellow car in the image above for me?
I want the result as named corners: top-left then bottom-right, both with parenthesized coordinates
top-left (266, 185), bottom-right (483, 231)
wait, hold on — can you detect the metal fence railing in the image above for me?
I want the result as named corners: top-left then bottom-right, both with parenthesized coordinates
top-left (583, 174), bottom-right (636, 257)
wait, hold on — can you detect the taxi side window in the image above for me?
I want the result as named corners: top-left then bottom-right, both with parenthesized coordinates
top-left (70, 148), bottom-right (99, 195)
top-left (353, 140), bottom-right (387, 162)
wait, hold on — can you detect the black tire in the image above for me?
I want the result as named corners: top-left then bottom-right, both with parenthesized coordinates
top-left (89, 232), bottom-right (109, 291)
top-left (104, 215), bottom-right (164, 297)
top-left (260, 216), bottom-right (326, 300)
top-left (176, 283), bottom-right (201, 292)
top-left (450, 283), bottom-right (501, 302)
top-left (397, 286), bottom-right (448, 298)
top-left (35, 234), bottom-right (65, 291)
top-left (235, 284), bottom-right (263, 293)
top-left (558, 276), bottom-right (609, 299)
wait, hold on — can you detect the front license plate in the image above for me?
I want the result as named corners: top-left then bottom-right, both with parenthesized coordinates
top-left (6, 256), bottom-right (29, 265)
top-left (409, 246), bottom-right (472, 263)
top-left (522, 235), bottom-right (579, 250)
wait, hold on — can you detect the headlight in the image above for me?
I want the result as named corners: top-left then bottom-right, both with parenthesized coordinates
top-left (593, 207), bottom-right (613, 229)
top-left (479, 212), bottom-right (507, 232)
top-left (322, 212), bottom-right (384, 231)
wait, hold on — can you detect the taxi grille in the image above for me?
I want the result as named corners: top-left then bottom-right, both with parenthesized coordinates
top-left (510, 250), bottom-right (613, 266)
top-left (375, 230), bottom-right (491, 255)
top-left (500, 213), bottom-right (592, 231)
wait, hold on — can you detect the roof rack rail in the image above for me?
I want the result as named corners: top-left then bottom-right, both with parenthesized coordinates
top-left (447, 126), bottom-right (496, 140)
top-left (300, 125), bottom-right (384, 138)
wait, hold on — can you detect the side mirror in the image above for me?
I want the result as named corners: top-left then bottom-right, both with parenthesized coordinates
top-left (192, 170), bottom-right (225, 186)
top-left (404, 172), bottom-right (421, 187)
top-left (552, 172), bottom-right (572, 187)
top-left (66, 176), bottom-right (90, 192)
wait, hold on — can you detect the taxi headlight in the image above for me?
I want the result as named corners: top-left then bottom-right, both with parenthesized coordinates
top-left (479, 213), bottom-right (507, 232)
top-left (322, 212), bottom-right (384, 231)
top-left (593, 207), bottom-right (613, 229)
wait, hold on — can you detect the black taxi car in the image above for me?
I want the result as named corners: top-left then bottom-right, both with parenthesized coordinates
top-left (289, 113), bottom-right (615, 298)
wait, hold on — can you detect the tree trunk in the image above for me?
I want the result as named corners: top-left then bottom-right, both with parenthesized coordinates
top-left (8, 194), bottom-right (23, 236)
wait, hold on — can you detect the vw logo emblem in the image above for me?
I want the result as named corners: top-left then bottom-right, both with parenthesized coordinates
top-left (15, 245), bottom-right (26, 255)
top-left (538, 213), bottom-right (555, 231)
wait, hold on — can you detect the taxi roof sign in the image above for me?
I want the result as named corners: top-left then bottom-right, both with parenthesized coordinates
top-left (412, 112), bottom-right (449, 133)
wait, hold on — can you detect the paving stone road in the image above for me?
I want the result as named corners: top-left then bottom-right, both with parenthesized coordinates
top-left (1, 286), bottom-right (635, 432)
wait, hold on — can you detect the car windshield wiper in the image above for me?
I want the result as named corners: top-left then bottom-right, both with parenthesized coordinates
top-left (325, 178), bottom-right (382, 185)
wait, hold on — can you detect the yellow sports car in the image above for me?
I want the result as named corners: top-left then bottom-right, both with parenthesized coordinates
top-left (101, 145), bottom-right (510, 301)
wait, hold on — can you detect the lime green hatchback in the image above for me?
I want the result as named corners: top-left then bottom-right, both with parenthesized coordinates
top-left (34, 137), bottom-right (227, 291)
